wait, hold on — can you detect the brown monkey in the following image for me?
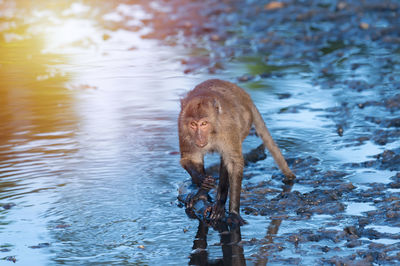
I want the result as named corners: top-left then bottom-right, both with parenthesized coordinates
top-left (178, 79), bottom-right (295, 225)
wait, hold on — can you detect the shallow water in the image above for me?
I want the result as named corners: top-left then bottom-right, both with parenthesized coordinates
top-left (1, 1), bottom-right (400, 265)
top-left (0, 2), bottom-right (200, 264)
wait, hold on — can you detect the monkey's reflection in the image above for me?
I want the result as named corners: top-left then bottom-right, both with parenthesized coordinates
top-left (185, 178), bottom-right (295, 265)
top-left (189, 221), bottom-right (246, 266)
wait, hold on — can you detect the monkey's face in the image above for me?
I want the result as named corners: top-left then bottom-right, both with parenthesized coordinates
top-left (189, 118), bottom-right (211, 148)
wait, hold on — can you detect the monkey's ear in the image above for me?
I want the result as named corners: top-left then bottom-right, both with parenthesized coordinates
top-left (213, 99), bottom-right (222, 114)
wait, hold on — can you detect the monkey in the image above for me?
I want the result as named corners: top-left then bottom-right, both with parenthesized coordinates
top-left (178, 79), bottom-right (295, 226)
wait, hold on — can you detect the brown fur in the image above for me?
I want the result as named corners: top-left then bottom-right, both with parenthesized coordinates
top-left (178, 79), bottom-right (295, 224)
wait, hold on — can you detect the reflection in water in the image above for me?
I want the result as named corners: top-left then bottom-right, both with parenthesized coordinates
top-left (0, 9), bottom-right (76, 199)
top-left (190, 222), bottom-right (245, 266)
top-left (255, 179), bottom-right (295, 266)
top-left (0, 1), bottom-right (201, 265)
top-left (0, 4), bottom-right (79, 265)
top-left (182, 174), bottom-right (294, 265)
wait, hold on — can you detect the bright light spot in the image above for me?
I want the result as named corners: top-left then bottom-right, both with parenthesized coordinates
top-left (3, 32), bottom-right (24, 42)
top-left (62, 3), bottom-right (90, 16)
top-left (41, 18), bottom-right (100, 52)
top-left (27, 3), bottom-right (101, 53)
top-left (116, 4), bottom-right (152, 20)
top-left (102, 12), bottom-right (123, 22)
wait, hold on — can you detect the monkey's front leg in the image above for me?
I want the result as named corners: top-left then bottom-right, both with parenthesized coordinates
top-left (181, 159), bottom-right (215, 207)
top-left (226, 157), bottom-right (247, 226)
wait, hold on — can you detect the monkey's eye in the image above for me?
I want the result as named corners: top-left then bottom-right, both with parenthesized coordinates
top-left (190, 122), bottom-right (197, 128)
top-left (201, 121), bottom-right (208, 126)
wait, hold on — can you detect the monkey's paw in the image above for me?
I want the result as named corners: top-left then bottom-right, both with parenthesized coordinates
top-left (185, 190), bottom-right (208, 209)
top-left (201, 175), bottom-right (216, 191)
top-left (226, 213), bottom-right (247, 228)
top-left (209, 203), bottom-right (225, 222)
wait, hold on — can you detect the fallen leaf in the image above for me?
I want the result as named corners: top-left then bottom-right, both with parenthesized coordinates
top-left (210, 34), bottom-right (220, 41)
top-left (337, 2), bottom-right (347, 10)
top-left (360, 22), bottom-right (369, 30)
top-left (264, 2), bottom-right (284, 10)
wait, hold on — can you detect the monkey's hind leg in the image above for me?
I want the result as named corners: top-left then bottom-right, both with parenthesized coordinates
top-left (210, 157), bottom-right (229, 222)
top-left (226, 157), bottom-right (247, 227)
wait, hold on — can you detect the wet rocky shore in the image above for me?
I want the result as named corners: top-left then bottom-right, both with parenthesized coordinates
top-left (143, 0), bottom-right (400, 264)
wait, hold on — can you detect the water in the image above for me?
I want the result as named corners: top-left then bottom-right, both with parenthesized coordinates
top-left (0, 2), bottom-right (201, 264)
top-left (1, 1), bottom-right (400, 265)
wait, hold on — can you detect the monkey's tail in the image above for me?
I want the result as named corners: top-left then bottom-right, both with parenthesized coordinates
top-left (251, 105), bottom-right (296, 179)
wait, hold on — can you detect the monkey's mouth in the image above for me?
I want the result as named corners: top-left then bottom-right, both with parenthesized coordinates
top-left (195, 142), bottom-right (208, 148)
